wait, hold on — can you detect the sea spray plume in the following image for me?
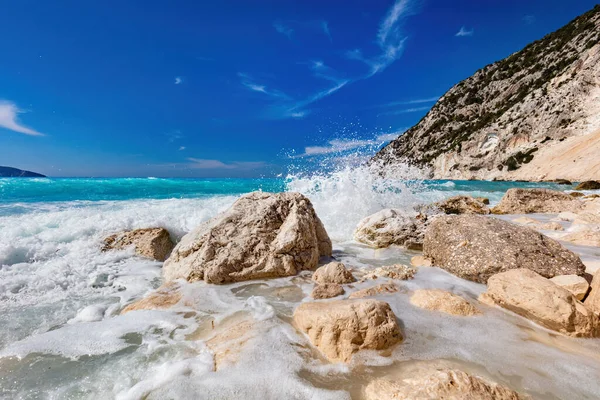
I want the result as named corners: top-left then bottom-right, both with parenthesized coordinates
top-left (285, 141), bottom-right (426, 241)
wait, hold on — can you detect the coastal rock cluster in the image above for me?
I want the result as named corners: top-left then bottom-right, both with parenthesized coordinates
top-left (108, 187), bottom-right (600, 398)
top-left (372, 6), bottom-right (600, 181)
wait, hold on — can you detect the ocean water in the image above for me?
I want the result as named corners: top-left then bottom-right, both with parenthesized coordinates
top-left (1, 170), bottom-right (599, 399)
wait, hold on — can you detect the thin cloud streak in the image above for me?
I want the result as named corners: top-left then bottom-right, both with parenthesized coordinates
top-left (321, 20), bottom-right (332, 42)
top-left (300, 132), bottom-right (403, 157)
top-left (375, 96), bottom-right (439, 108)
top-left (248, 1), bottom-right (419, 119)
top-left (239, 73), bottom-right (292, 100)
top-left (378, 105), bottom-right (431, 116)
top-left (455, 26), bottom-right (474, 37)
top-left (174, 76), bottom-right (183, 84)
top-left (348, 0), bottom-right (414, 77)
top-left (0, 101), bottom-right (44, 136)
top-left (187, 158), bottom-right (267, 170)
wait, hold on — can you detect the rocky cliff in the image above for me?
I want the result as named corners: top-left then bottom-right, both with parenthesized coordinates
top-left (373, 5), bottom-right (600, 181)
top-left (0, 166), bottom-right (46, 177)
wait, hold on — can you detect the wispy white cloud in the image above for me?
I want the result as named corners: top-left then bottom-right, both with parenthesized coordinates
top-left (523, 15), bottom-right (536, 25)
top-left (273, 21), bottom-right (293, 39)
top-left (239, 70), bottom-right (347, 119)
top-left (300, 131), bottom-right (403, 157)
top-left (0, 101), bottom-right (44, 136)
top-left (378, 105), bottom-right (431, 116)
top-left (238, 73), bottom-right (292, 101)
top-left (249, 1), bottom-right (419, 119)
top-left (179, 146), bottom-right (186, 151)
top-left (347, 0), bottom-right (414, 77)
top-left (321, 20), bottom-right (332, 42)
top-left (375, 96), bottom-right (439, 108)
top-left (174, 76), bottom-right (183, 84)
top-left (378, 0), bottom-right (411, 45)
top-left (455, 26), bottom-right (474, 37)
top-left (187, 158), bottom-right (266, 170)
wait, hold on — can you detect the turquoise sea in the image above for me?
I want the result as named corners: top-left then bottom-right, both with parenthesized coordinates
top-left (0, 176), bottom-right (568, 203)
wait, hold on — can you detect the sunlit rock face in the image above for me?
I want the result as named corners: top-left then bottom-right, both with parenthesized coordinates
top-left (424, 215), bottom-right (586, 283)
top-left (163, 192), bottom-right (332, 284)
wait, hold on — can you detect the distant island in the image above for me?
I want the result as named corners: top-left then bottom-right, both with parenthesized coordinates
top-left (0, 166), bottom-right (46, 178)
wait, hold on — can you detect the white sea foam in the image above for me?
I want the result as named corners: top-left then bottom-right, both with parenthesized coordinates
top-left (286, 161), bottom-right (425, 241)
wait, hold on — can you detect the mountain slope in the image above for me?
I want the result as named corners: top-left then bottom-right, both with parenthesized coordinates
top-left (373, 5), bottom-right (600, 181)
top-left (0, 166), bottom-right (46, 178)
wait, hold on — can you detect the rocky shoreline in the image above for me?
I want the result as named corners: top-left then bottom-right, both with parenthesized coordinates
top-left (99, 184), bottom-right (600, 399)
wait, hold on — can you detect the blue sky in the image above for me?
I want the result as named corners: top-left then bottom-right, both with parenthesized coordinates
top-left (0, 0), bottom-right (597, 177)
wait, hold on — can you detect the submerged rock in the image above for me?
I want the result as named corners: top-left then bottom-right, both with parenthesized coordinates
top-left (364, 369), bottom-right (528, 400)
top-left (435, 195), bottom-right (490, 215)
top-left (354, 209), bottom-right (425, 249)
top-left (491, 188), bottom-right (580, 214)
top-left (121, 283), bottom-right (182, 314)
top-left (559, 228), bottom-right (600, 247)
top-left (293, 299), bottom-right (402, 362)
top-left (480, 269), bottom-right (598, 338)
top-left (102, 227), bottom-right (174, 261)
top-left (163, 192), bottom-right (332, 284)
top-left (361, 264), bottom-right (416, 281)
top-left (410, 255), bottom-right (432, 267)
top-left (312, 262), bottom-right (354, 284)
top-left (349, 283), bottom-right (399, 299)
top-left (553, 179), bottom-right (572, 185)
top-left (424, 215), bottom-right (585, 283)
top-left (311, 283), bottom-right (345, 299)
top-left (410, 289), bottom-right (480, 316)
top-left (575, 180), bottom-right (600, 190)
top-left (550, 275), bottom-right (590, 301)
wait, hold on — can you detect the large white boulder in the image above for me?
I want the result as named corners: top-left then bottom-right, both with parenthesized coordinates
top-left (163, 192), bottom-right (332, 284)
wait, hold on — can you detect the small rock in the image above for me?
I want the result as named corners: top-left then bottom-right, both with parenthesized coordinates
top-left (559, 229), bottom-right (600, 247)
top-left (364, 369), bottom-right (529, 400)
top-left (575, 181), bottom-right (600, 190)
top-left (476, 197), bottom-right (491, 205)
top-left (552, 179), bottom-right (572, 185)
top-left (103, 227), bottom-right (174, 261)
top-left (349, 283), bottom-right (398, 299)
top-left (312, 261), bottom-right (354, 284)
top-left (121, 283), bottom-right (182, 314)
top-left (479, 269), bottom-right (598, 337)
top-left (311, 283), bottom-right (345, 299)
top-left (570, 192), bottom-right (585, 198)
top-left (354, 209), bottom-right (426, 249)
top-left (424, 215), bottom-right (586, 283)
top-left (410, 255), bottom-right (432, 267)
top-left (491, 188), bottom-right (581, 214)
top-left (550, 275), bottom-right (590, 301)
top-left (584, 259), bottom-right (600, 276)
top-left (410, 289), bottom-right (480, 316)
top-left (435, 195), bottom-right (490, 215)
top-left (293, 299), bottom-right (402, 362)
top-left (362, 264), bottom-right (416, 281)
top-left (512, 216), bottom-right (538, 225)
top-left (584, 274), bottom-right (600, 315)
